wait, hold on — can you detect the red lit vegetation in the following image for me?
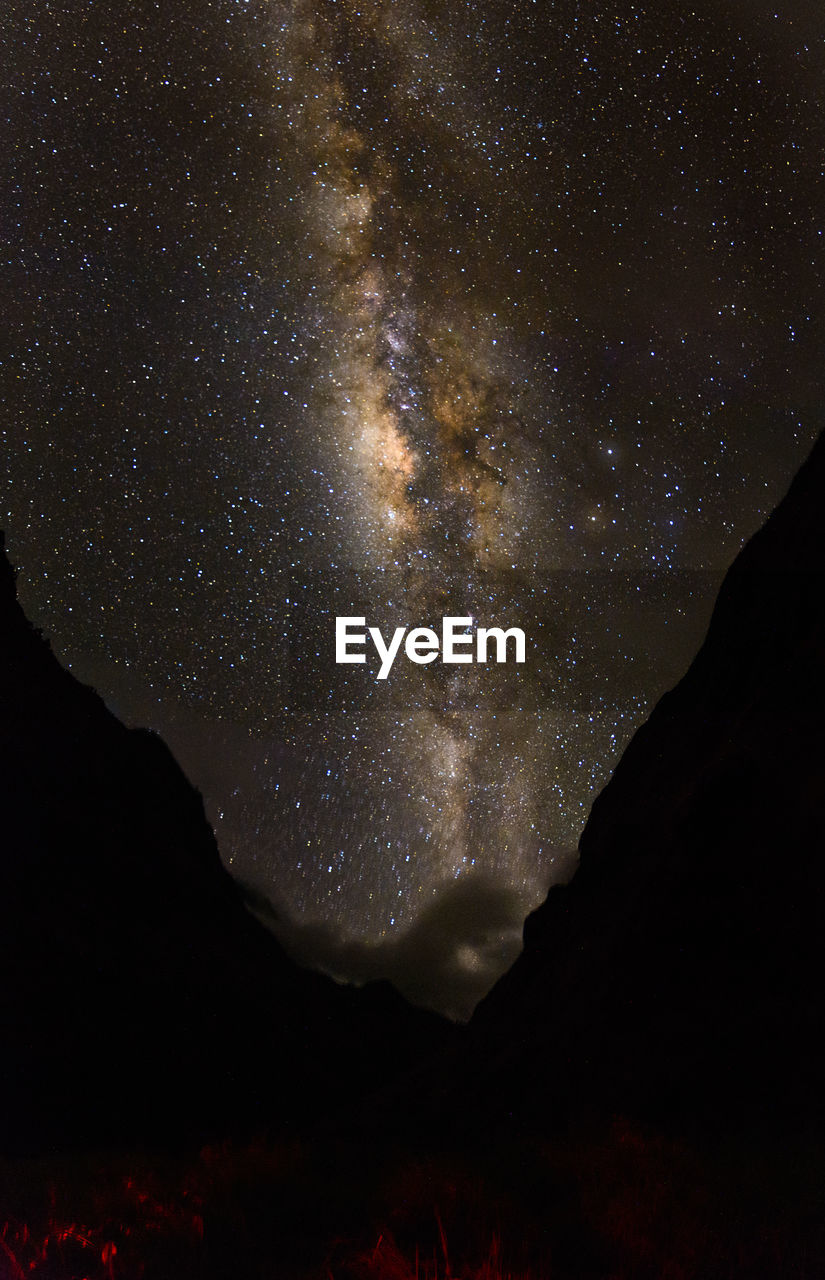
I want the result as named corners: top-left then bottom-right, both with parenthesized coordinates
top-left (1, 1122), bottom-right (824, 1278)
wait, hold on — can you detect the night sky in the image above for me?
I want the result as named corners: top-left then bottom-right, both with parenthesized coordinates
top-left (3, 0), bottom-right (824, 1017)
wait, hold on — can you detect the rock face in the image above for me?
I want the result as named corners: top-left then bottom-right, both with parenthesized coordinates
top-left (468, 431), bottom-right (825, 1126)
top-left (0, 535), bottom-right (447, 1153)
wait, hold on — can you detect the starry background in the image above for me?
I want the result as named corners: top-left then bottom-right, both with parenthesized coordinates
top-left (2, 0), bottom-right (824, 1017)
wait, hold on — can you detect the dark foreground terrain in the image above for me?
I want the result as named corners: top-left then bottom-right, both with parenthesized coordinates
top-left (2, 434), bottom-right (825, 1277)
top-left (1, 1125), bottom-right (824, 1279)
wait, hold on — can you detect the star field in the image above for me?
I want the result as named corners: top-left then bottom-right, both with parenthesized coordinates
top-left (3, 0), bottom-right (824, 1015)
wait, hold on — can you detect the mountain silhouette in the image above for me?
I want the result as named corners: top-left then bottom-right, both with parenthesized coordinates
top-left (0, 534), bottom-right (448, 1153)
top-left (460, 429), bottom-right (825, 1129)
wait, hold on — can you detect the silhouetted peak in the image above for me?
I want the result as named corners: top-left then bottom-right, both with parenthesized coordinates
top-left (0, 534), bottom-right (449, 1154)
top-left (463, 430), bottom-right (825, 1129)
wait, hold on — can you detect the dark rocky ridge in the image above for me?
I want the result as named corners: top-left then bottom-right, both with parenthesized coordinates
top-left (5, 419), bottom-right (824, 1157)
top-left (0, 534), bottom-right (448, 1154)
top-left (463, 429), bottom-right (825, 1128)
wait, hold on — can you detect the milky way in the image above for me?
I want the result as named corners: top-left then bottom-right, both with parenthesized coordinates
top-left (3, 0), bottom-right (825, 1015)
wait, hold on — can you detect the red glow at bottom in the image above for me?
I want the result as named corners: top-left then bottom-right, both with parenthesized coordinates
top-left (0, 1121), bottom-right (822, 1279)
